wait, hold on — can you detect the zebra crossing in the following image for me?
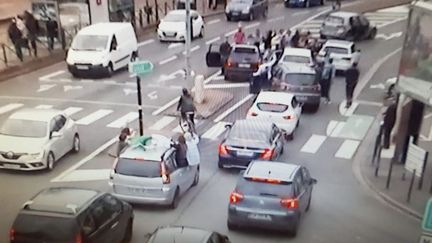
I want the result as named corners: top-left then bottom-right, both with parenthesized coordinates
top-left (295, 6), bottom-right (408, 38)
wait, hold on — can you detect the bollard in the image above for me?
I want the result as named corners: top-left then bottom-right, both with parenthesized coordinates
top-left (194, 75), bottom-right (205, 104)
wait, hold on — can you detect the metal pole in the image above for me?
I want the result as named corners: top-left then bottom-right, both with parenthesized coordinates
top-left (386, 159), bottom-right (393, 189)
top-left (1, 44), bottom-right (8, 67)
top-left (374, 145), bottom-right (382, 177)
top-left (419, 152), bottom-right (428, 190)
top-left (407, 169), bottom-right (415, 203)
top-left (136, 76), bottom-right (144, 136)
top-left (185, 0), bottom-right (192, 80)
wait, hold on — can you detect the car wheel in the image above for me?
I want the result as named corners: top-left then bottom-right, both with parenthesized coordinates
top-left (289, 221), bottom-right (299, 237)
top-left (312, 103), bottom-right (320, 112)
top-left (285, 132), bottom-right (294, 141)
top-left (249, 12), bottom-right (254, 21)
top-left (121, 219), bottom-right (133, 243)
top-left (199, 26), bottom-right (204, 38)
top-left (107, 62), bottom-right (114, 77)
top-left (169, 188), bottom-right (180, 209)
top-left (224, 73), bottom-right (230, 81)
top-left (227, 221), bottom-right (239, 231)
top-left (130, 52), bottom-right (137, 62)
top-left (46, 152), bottom-right (55, 171)
top-left (71, 134), bottom-right (80, 153)
top-left (218, 160), bottom-right (224, 169)
top-left (192, 167), bottom-right (200, 186)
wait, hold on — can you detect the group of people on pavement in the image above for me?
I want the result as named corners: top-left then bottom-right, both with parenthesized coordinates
top-left (7, 11), bottom-right (58, 62)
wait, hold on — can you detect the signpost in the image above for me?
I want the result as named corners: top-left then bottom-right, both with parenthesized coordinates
top-left (128, 60), bottom-right (154, 136)
top-left (404, 136), bottom-right (428, 201)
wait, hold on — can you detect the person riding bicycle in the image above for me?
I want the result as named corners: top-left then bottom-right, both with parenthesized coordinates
top-left (177, 88), bottom-right (196, 131)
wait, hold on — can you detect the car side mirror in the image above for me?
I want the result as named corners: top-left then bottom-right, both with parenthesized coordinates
top-left (310, 178), bottom-right (318, 185)
top-left (50, 131), bottom-right (61, 139)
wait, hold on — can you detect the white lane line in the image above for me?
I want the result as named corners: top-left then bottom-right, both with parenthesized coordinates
top-left (51, 137), bottom-right (118, 182)
top-left (54, 169), bottom-right (111, 182)
top-left (290, 6), bottom-right (333, 31)
top-left (138, 39), bottom-right (155, 47)
top-left (152, 96), bottom-right (180, 116)
top-left (300, 134), bottom-right (327, 154)
top-left (202, 122), bottom-right (229, 140)
top-left (225, 29), bottom-right (237, 37)
top-left (147, 90), bottom-right (158, 100)
top-left (207, 19), bottom-right (221, 25)
top-left (129, 73), bottom-right (137, 78)
top-left (356, 100), bottom-right (383, 107)
top-left (182, 45), bottom-right (200, 55)
top-left (0, 103), bottom-right (23, 115)
top-left (293, 11), bottom-right (309, 16)
top-left (245, 22), bottom-right (260, 30)
top-left (205, 83), bottom-right (249, 89)
top-left (376, 17), bottom-right (407, 29)
top-left (75, 109), bottom-right (113, 125)
top-left (37, 84), bottom-right (56, 92)
top-left (214, 94), bottom-right (254, 123)
top-left (35, 105), bottom-right (53, 109)
top-left (103, 80), bottom-right (118, 84)
top-left (326, 120), bottom-right (339, 136)
top-left (330, 121), bottom-right (346, 138)
top-left (425, 113), bottom-right (432, 119)
top-left (106, 112), bottom-right (139, 128)
top-left (335, 139), bottom-right (360, 159)
top-left (168, 43), bottom-right (183, 49)
top-left (159, 56), bottom-right (178, 65)
top-left (60, 78), bottom-right (72, 82)
top-left (206, 36), bottom-right (221, 45)
top-left (39, 70), bottom-right (65, 81)
top-left (79, 79), bottom-right (93, 83)
top-left (204, 71), bottom-right (222, 84)
top-left (149, 116), bottom-right (176, 130)
top-left (63, 107), bottom-right (83, 116)
top-left (267, 16), bottom-right (284, 23)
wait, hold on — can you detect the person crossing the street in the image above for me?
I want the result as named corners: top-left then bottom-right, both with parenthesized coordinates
top-left (233, 25), bottom-right (245, 44)
top-left (320, 57), bottom-right (336, 104)
top-left (220, 36), bottom-right (231, 74)
top-left (344, 62), bottom-right (360, 108)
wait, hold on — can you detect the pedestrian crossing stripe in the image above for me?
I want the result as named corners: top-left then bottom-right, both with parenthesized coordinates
top-left (75, 109), bottom-right (113, 125)
top-left (0, 103), bottom-right (23, 115)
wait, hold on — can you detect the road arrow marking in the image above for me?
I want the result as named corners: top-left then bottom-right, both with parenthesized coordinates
top-left (37, 84), bottom-right (56, 92)
top-left (376, 31), bottom-right (403, 40)
top-left (147, 91), bottom-right (158, 100)
top-left (63, 85), bottom-right (83, 92)
top-left (370, 83), bottom-right (385, 89)
top-left (123, 88), bottom-right (137, 95)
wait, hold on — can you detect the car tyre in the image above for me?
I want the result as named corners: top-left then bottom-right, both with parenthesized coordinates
top-left (320, 0), bottom-right (324, 5)
top-left (226, 15), bottom-right (231, 21)
top-left (71, 134), bottom-right (80, 153)
top-left (46, 152), bottom-right (55, 171)
top-left (305, 0), bottom-right (310, 8)
top-left (122, 219), bottom-right (133, 243)
top-left (227, 221), bottom-right (239, 231)
top-left (192, 166), bottom-right (200, 186)
top-left (306, 193), bottom-right (312, 212)
top-left (107, 62), bottom-right (114, 77)
top-left (285, 132), bottom-right (294, 141)
top-left (169, 188), bottom-right (180, 209)
top-left (289, 222), bottom-right (298, 237)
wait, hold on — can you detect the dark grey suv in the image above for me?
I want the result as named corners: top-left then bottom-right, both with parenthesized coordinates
top-left (10, 187), bottom-right (134, 243)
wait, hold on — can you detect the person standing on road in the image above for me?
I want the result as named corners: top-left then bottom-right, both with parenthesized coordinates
top-left (290, 29), bottom-right (300, 48)
top-left (46, 17), bottom-right (58, 51)
top-left (253, 29), bottom-right (262, 51)
top-left (16, 15), bottom-right (29, 53)
top-left (344, 62), bottom-right (360, 108)
top-left (24, 10), bottom-right (39, 57)
top-left (233, 26), bottom-right (245, 44)
top-left (320, 57), bottom-right (336, 104)
top-left (8, 19), bottom-right (23, 62)
top-left (382, 100), bottom-right (397, 149)
top-left (219, 36), bottom-right (231, 74)
top-left (177, 88), bottom-right (196, 128)
top-left (172, 135), bottom-right (189, 168)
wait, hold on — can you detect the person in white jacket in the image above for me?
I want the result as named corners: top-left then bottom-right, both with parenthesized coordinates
top-left (184, 132), bottom-right (200, 166)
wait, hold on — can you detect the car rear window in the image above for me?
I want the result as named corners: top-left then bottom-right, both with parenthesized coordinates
top-left (116, 158), bottom-right (161, 178)
top-left (238, 177), bottom-right (292, 197)
top-left (324, 46), bottom-right (349, 54)
top-left (325, 16), bottom-right (344, 25)
top-left (283, 73), bottom-right (317, 86)
top-left (230, 126), bottom-right (269, 144)
top-left (282, 55), bottom-right (310, 64)
top-left (257, 102), bottom-right (288, 113)
top-left (234, 47), bottom-right (257, 54)
top-left (13, 214), bottom-right (77, 241)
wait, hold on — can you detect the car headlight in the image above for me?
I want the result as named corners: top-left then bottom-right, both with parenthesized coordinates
top-left (23, 153), bottom-right (43, 160)
top-left (336, 28), bottom-right (345, 34)
top-left (242, 7), bottom-right (250, 13)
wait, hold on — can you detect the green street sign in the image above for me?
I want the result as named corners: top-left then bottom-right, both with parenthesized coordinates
top-left (129, 60), bottom-right (153, 75)
top-left (422, 199), bottom-right (432, 232)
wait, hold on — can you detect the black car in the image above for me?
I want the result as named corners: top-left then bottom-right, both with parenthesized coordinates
top-left (320, 11), bottom-right (377, 41)
top-left (10, 187), bottom-right (134, 243)
top-left (218, 119), bottom-right (284, 169)
top-left (272, 63), bottom-right (321, 111)
top-left (225, 0), bottom-right (268, 21)
top-left (147, 226), bottom-right (231, 243)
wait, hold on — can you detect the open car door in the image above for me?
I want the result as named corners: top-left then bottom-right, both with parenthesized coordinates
top-left (206, 44), bottom-right (222, 67)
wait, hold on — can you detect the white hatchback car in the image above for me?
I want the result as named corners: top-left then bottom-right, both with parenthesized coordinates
top-left (247, 91), bottom-right (302, 140)
top-left (0, 108), bottom-right (79, 171)
top-left (279, 47), bottom-right (314, 67)
top-left (317, 40), bottom-right (360, 71)
top-left (157, 10), bottom-right (205, 41)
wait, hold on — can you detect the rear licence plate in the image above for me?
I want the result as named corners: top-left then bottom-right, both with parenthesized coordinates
top-left (128, 187), bottom-right (146, 194)
top-left (76, 65), bottom-right (89, 70)
top-left (3, 164), bottom-right (20, 169)
top-left (248, 213), bottom-right (272, 221)
top-left (239, 63), bottom-right (250, 68)
top-left (237, 150), bottom-right (254, 157)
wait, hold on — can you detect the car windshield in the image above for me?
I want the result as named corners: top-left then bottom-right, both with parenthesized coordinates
top-left (13, 214), bottom-right (77, 240)
top-left (282, 55), bottom-right (310, 64)
top-left (234, 47), bottom-right (257, 54)
top-left (232, 0), bottom-right (253, 4)
top-left (71, 35), bottom-right (108, 51)
top-left (283, 73), bottom-right (317, 85)
top-left (164, 12), bottom-right (185, 22)
top-left (324, 46), bottom-right (349, 54)
top-left (257, 102), bottom-right (288, 113)
top-left (230, 126), bottom-right (269, 143)
top-left (0, 119), bottom-right (47, 138)
top-left (325, 16), bottom-right (344, 25)
top-left (116, 158), bottom-right (161, 178)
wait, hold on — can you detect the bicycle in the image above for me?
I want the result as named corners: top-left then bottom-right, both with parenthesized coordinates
top-left (179, 111), bottom-right (197, 135)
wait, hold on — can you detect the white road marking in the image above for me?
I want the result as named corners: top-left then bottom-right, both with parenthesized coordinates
top-left (152, 96), bottom-right (180, 115)
top-left (0, 103), bottom-right (23, 114)
top-left (147, 91), bottom-right (158, 100)
top-left (123, 88), bottom-right (137, 96)
top-left (204, 71), bottom-right (222, 84)
top-left (182, 45), bottom-right (201, 55)
top-left (138, 39), bottom-right (155, 47)
top-left (207, 19), bottom-right (221, 25)
top-left (329, 121), bottom-right (346, 137)
top-left (376, 17), bottom-right (407, 29)
top-left (326, 120), bottom-right (339, 136)
top-left (202, 122), bottom-right (229, 140)
top-left (149, 116), bottom-right (176, 130)
top-left (63, 107), bottom-right (83, 116)
top-left (129, 73), bottom-right (137, 78)
top-left (104, 80), bottom-right (118, 84)
top-left (206, 36), bottom-right (221, 45)
top-left (245, 22), bottom-right (260, 30)
top-left (168, 43), bottom-right (183, 49)
top-left (213, 75), bottom-right (225, 81)
top-left (377, 5), bottom-right (409, 13)
top-left (53, 169), bottom-right (111, 182)
top-left (339, 101), bottom-right (359, 117)
top-left (37, 84), bottom-right (56, 92)
top-left (356, 100), bottom-right (383, 107)
top-left (75, 109), bottom-right (113, 125)
top-left (39, 70), bottom-right (65, 81)
top-left (376, 31), bottom-right (403, 40)
top-left (381, 145), bottom-right (395, 159)
top-left (335, 139), bottom-right (360, 159)
top-left (159, 56), bottom-right (178, 65)
top-left (370, 83), bottom-right (385, 89)
top-left (300, 134), bottom-right (327, 154)
top-left (107, 112), bottom-right (139, 128)
top-left (293, 11), bottom-right (309, 16)
top-left (205, 83), bottom-right (249, 89)
top-left (425, 113), bottom-right (432, 119)
top-left (225, 29), bottom-right (237, 37)
top-left (51, 137), bottom-right (118, 182)
top-left (64, 85), bottom-right (83, 92)
top-left (35, 105), bottom-right (53, 109)
top-left (267, 16), bottom-right (284, 23)
top-left (214, 94), bottom-right (254, 122)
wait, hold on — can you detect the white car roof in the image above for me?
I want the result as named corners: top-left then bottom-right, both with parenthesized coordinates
top-left (255, 91), bottom-right (294, 105)
top-left (120, 134), bottom-right (172, 162)
top-left (79, 23), bottom-right (132, 35)
top-left (282, 47), bottom-right (312, 57)
top-left (245, 161), bottom-right (300, 182)
top-left (323, 40), bottom-right (354, 48)
top-left (9, 108), bottom-right (63, 122)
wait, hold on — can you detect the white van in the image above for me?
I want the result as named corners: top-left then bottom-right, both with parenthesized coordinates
top-left (66, 23), bottom-right (138, 77)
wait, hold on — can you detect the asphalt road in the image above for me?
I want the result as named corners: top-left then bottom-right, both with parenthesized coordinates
top-left (0, 3), bottom-right (421, 243)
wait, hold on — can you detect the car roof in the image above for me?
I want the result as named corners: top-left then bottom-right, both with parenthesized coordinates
top-left (324, 39), bottom-right (354, 48)
top-left (279, 63), bottom-right (316, 74)
top-left (244, 161), bottom-right (300, 182)
top-left (232, 44), bottom-right (259, 51)
top-left (22, 187), bottom-right (101, 215)
top-left (120, 134), bottom-right (172, 161)
top-left (328, 11), bottom-right (358, 19)
top-left (150, 226), bottom-right (212, 243)
top-left (282, 47), bottom-right (311, 57)
top-left (79, 22), bottom-right (132, 35)
top-left (9, 108), bottom-right (62, 122)
top-left (256, 91), bottom-right (294, 104)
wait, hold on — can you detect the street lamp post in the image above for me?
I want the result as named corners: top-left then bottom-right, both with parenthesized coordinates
top-left (185, 0), bottom-right (192, 80)
top-left (136, 76), bottom-right (144, 136)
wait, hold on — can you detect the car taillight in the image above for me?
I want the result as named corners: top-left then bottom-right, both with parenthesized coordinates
top-left (9, 228), bottom-right (15, 241)
top-left (75, 233), bottom-right (83, 243)
top-left (229, 191), bottom-right (244, 204)
top-left (249, 111), bottom-right (258, 117)
top-left (283, 115), bottom-right (294, 120)
top-left (219, 144), bottom-right (229, 156)
top-left (260, 148), bottom-right (274, 160)
top-left (252, 62), bottom-right (260, 71)
top-left (280, 198), bottom-right (299, 209)
top-left (226, 59), bottom-right (234, 67)
top-left (161, 163), bottom-right (170, 184)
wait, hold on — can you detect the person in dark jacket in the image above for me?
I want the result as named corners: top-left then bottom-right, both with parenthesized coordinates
top-left (46, 17), bottom-right (58, 50)
top-left (173, 135), bottom-right (189, 168)
top-left (24, 11), bottom-right (39, 57)
top-left (219, 36), bottom-right (231, 74)
top-left (345, 62), bottom-right (360, 108)
top-left (383, 101), bottom-right (397, 149)
top-left (177, 88), bottom-right (196, 128)
top-left (290, 29), bottom-right (300, 48)
top-left (264, 30), bottom-right (273, 51)
top-left (8, 19), bottom-right (23, 62)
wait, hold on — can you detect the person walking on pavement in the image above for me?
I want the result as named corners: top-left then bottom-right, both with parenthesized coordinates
top-left (8, 19), bottom-right (23, 62)
top-left (253, 29), bottom-right (262, 51)
top-left (177, 88), bottom-right (196, 131)
top-left (24, 10), bottom-right (39, 57)
top-left (320, 57), bottom-right (336, 104)
top-left (233, 25), bottom-right (245, 44)
top-left (219, 36), bottom-right (231, 74)
top-left (46, 17), bottom-right (58, 51)
top-left (345, 62), bottom-right (360, 108)
top-left (382, 100), bottom-right (397, 149)
top-left (15, 15), bottom-right (29, 52)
